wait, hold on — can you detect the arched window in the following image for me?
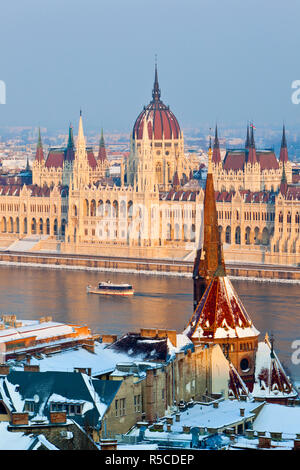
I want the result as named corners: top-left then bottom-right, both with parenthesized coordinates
top-left (225, 226), bottom-right (231, 244)
top-left (235, 226), bottom-right (241, 244)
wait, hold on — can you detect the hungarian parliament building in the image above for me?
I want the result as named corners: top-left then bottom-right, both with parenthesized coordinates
top-left (0, 66), bottom-right (299, 266)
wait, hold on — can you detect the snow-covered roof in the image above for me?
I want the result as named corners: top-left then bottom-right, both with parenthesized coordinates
top-left (253, 403), bottom-right (300, 437)
top-left (0, 370), bottom-right (121, 428)
top-left (12, 341), bottom-right (138, 376)
top-left (0, 319), bottom-right (76, 344)
top-left (253, 336), bottom-right (298, 399)
top-left (0, 422), bottom-right (58, 450)
top-left (184, 275), bottom-right (259, 340)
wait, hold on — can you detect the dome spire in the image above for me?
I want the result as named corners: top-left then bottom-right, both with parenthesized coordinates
top-left (152, 57), bottom-right (161, 101)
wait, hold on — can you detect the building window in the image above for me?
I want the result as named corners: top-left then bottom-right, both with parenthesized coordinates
top-left (24, 401), bottom-right (34, 413)
top-left (120, 398), bottom-right (126, 416)
top-left (134, 395), bottom-right (141, 413)
top-left (115, 398), bottom-right (126, 417)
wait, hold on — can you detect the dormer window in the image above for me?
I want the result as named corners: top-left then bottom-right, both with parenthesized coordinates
top-left (24, 400), bottom-right (34, 413)
top-left (50, 402), bottom-right (83, 415)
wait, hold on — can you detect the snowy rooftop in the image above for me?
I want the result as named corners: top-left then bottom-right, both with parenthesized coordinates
top-left (184, 275), bottom-right (259, 340)
top-left (129, 399), bottom-right (260, 439)
top-left (253, 403), bottom-right (300, 437)
top-left (0, 422), bottom-right (58, 450)
top-left (0, 319), bottom-right (78, 344)
top-left (10, 341), bottom-right (162, 377)
top-left (252, 338), bottom-right (298, 399)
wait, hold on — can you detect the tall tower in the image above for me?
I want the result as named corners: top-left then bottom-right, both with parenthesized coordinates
top-left (72, 111), bottom-right (90, 188)
top-left (186, 142), bottom-right (260, 387)
top-left (212, 125), bottom-right (221, 164)
top-left (98, 128), bottom-right (107, 163)
top-left (247, 123), bottom-right (257, 164)
top-left (32, 127), bottom-right (45, 186)
top-left (279, 124), bottom-right (288, 164)
top-left (193, 140), bottom-right (225, 309)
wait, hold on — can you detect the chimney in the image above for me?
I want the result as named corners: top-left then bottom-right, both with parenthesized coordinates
top-left (240, 408), bottom-right (245, 417)
top-left (11, 412), bottom-right (29, 426)
top-left (24, 365), bottom-right (40, 373)
top-left (100, 439), bottom-right (118, 451)
top-left (50, 411), bottom-right (67, 424)
top-left (258, 436), bottom-right (271, 449)
top-left (101, 334), bottom-right (118, 344)
top-left (175, 413), bottom-right (180, 422)
top-left (182, 425), bottom-right (191, 434)
top-left (213, 402), bottom-right (219, 409)
top-left (294, 439), bottom-right (300, 451)
top-left (0, 365), bottom-right (10, 375)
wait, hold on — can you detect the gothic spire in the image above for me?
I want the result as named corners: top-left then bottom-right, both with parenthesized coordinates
top-left (77, 111), bottom-right (85, 149)
top-left (245, 124), bottom-right (250, 149)
top-left (98, 128), bottom-right (107, 162)
top-left (192, 139), bottom-right (225, 309)
top-left (67, 123), bottom-right (74, 149)
top-left (152, 61), bottom-right (161, 101)
top-left (279, 124), bottom-right (289, 163)
top-left (65, 123), bottom-right (75, 162)
top-left (35, 127), bottom-right (44, 162)
top-left (212, 124), bottom-right (221, 164)
top-left (247, 123), bottom-right (257, 164)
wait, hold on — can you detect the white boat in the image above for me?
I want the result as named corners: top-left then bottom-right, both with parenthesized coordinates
top-left (86, 280), bottom-right (134, 296)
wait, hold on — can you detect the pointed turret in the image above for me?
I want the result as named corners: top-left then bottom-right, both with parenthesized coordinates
top-left (279, 124), bottom-right (289, 163)
top-left (152, 62), bottom-right (161, 102)
top-left (25, 156), bottom-right (31, 172)
top-left (65, 123), bottom-right (75, 162)
top-left (212, 125), bottom-right (221, 164)
top-left (245, 124), bottom-right (250, 149)
top-left (77, 110), bottom-right (85, 149)
top-left (98, 128), bottom-right (107, 163)
top-left (35, 127), bottom-right (44, 162)
top-left (247, 123), bottom-right (257, 164)
top-left (192, 139), bottom-right (225, 309)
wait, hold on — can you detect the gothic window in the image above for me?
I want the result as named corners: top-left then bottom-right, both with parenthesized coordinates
top-left (225, 226), bottom-right (231, 244)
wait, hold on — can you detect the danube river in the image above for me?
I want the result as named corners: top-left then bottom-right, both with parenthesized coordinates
top-left (0, 265), bottom-right (299, 382)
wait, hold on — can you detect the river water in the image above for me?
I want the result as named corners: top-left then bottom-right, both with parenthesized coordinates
top-left (0, 265), bottom-right (299, 382)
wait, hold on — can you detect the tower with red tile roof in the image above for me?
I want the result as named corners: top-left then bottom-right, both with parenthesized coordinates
top-left (193, 141), bottom-right (225, 309)
top-left (188, 139), bottom-right (260, 387)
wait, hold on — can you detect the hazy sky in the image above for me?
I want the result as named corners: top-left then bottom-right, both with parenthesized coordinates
top-left (1, 0), bottom-right (300, 134)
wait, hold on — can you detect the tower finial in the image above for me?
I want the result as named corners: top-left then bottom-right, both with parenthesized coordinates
top-left (152, 58), bottom-right (161, 101)
top-left (35, 127), bottom-right (44, 162)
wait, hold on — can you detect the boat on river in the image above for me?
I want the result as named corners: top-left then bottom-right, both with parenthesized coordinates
top-left (86, 280), bottom-right (134, 296)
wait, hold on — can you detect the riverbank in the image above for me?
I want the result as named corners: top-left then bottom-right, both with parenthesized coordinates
top-left (0, 251), bottom-right (299, 282)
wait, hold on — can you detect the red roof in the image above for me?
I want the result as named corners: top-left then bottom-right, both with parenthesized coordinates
top-left (45, 151), bottom-right (64, 169)
top-left (184, 275), bottom-right (259, 341)
top-left (223, 150), bottom-right (279, 171)
top-left (133, 103), bottom-right (180, 140)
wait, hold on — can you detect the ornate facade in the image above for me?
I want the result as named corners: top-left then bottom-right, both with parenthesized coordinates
top-left (0, 69), bottom-right (298, 265)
